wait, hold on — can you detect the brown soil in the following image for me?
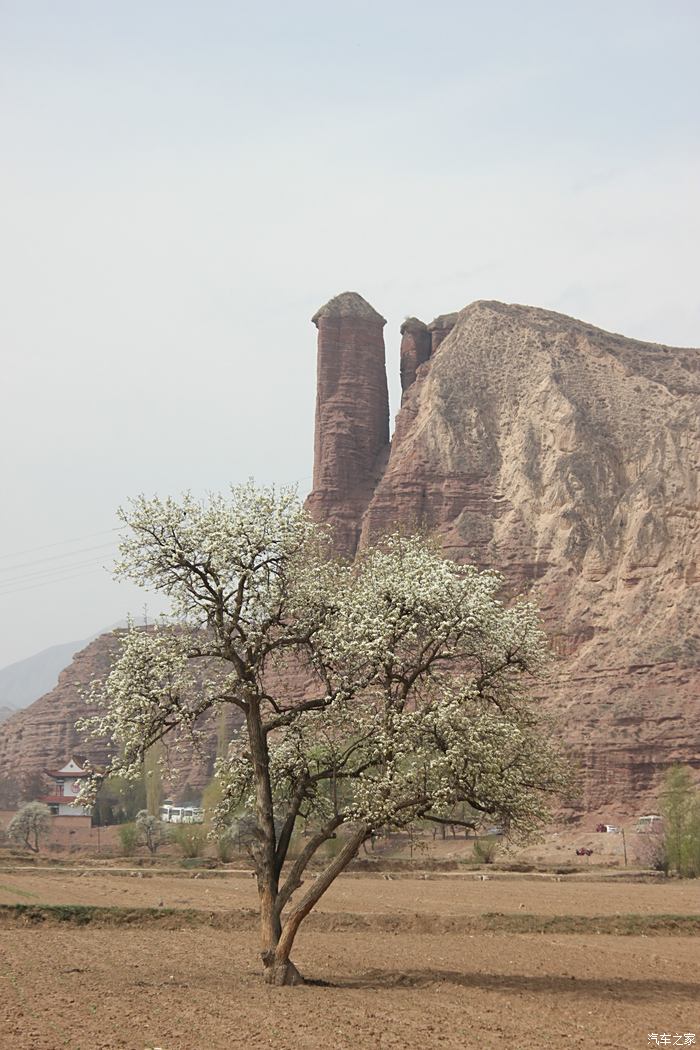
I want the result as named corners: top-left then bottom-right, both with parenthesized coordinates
top-left (0, 874), bottom-right (697, 1050)
top-left (0, 870), bottom-right (697, 917)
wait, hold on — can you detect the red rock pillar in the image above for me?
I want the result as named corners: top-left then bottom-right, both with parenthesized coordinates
top-left (305, 292), bottom-right (389, 557)
top-left (399, 317), bottom-right (431, 401)
top-left (428, 312), bottom-right (459, 354)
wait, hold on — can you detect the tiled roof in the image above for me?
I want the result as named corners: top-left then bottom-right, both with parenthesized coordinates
top-left (38, 795), bottom-right (82, 805)
top-left (44, 770), bottom-right (89, 780)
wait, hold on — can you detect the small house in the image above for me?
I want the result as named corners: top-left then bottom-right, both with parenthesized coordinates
top-left (39, 758), bottom-right (92, 817)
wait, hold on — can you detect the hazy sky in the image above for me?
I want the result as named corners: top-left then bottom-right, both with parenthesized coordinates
top-left (1, 1), bottom-right (698, 668)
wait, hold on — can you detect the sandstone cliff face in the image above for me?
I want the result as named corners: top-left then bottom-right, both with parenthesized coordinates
top-left (0, 634), bottom-right (120, 783)
top-left (357, 299), bottom-right (700, 816)
top-left (0, 629), bottom-right (324, 797)
top-left (0, 632), bottom-right (244, 796)
top-left (399, 317), bottom-right (431, 401)
top-left (305, 292), bottom-right (390, 557)
top-left (427, 312), bottom-right (459, 355)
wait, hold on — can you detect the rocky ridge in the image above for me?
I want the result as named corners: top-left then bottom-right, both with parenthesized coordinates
top-left (0, 632), bottom-right (243, 796)
top-left (306, 295), bottom-right (700, 816)
top-left (0, 634), bottom-right (121, 786)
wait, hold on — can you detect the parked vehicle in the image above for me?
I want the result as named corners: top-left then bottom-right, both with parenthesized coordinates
top-left (159, 803), bottom-right (204, 824)
top-left (635, 814), bottom-right (663, 834)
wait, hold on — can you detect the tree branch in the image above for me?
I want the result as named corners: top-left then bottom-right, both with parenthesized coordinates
top-left (273, 778), bottom-right (310, 878)
top-left (275, 814), bottom-right (345, 914)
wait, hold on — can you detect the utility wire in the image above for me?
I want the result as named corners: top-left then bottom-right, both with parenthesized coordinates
top-left (0, 555), bottom-right (114, 590)
top-left (0, 488), bottom-right (314, 569)
top-left (0, 527), bottom-right (120, 562)
top-left (0, 541), bottom-right (118, 575)
top-left (0, 565), bottom-right (109, 598)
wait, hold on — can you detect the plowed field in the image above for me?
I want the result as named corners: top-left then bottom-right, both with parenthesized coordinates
top-left (0, 872), bottom-right (697, 1049)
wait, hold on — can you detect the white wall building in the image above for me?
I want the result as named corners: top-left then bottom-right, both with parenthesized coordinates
top-left (39, 757), bottom-right (92, 817)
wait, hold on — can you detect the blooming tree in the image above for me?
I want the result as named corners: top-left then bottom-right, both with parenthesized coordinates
top-left (135, 810), bottom-right (168, 855)
top-left (78, 483), bottom-right (569, 985)
top-left (8, 802), bottom-right (52, 853)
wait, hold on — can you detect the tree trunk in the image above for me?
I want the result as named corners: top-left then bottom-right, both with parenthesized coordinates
top-left (259, 884), bottom-right (282, 965)
top-left (245, 695), bottom-right (369, 988)
top-left (263, 957), bottom-right (305, 986)
top-left (246, 699), bottom-right (285, 971)
top-left (260, 886), bottom-right (303, 985)
top-left (265, 826), bottom-right (368, 985)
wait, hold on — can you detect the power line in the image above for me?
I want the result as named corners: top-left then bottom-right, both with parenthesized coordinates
top-left (0, 541), bottom-right (118, 576)
top-left (0, 565), bottom-right (109, 598)
top-left (0, 527), bottom-right (119, 563)
top-left (0, 555), bottom-right (114, 590)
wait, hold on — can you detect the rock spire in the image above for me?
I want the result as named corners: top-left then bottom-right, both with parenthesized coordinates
top-left (305, 292), bottom-right (390, 557)
top-left (399, 317), bottom-right (431, 400)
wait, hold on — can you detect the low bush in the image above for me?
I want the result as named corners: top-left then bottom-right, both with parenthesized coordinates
top-left (472, 837), bottom-right (499, 864)
top-left (173, 824), bottom-right (207, 859)
top-left (180, 856), bottom-right (217, 869)
top-left (215, 828), bottom-right (236, 863)
top-left (117, 823), bottom-right (139, 857)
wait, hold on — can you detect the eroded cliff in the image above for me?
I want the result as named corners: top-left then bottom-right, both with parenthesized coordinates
top-left (360, 299), bottom-right (700, 814)
top-left (0, 634), bottom-right (120, 783)
top-left (0, 632), bottom-right (245, 795)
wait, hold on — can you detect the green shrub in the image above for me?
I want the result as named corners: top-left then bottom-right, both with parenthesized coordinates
top-left (117, 823), bottom-right (139, 856)
top-left (215, 828), bottom-right (236, 863)
top-left (173, 824), bottom-right (207, 859)
top-left (472, 836), bottom-right (499, 864)
top-left (661, 766), bottom-right (700, 877)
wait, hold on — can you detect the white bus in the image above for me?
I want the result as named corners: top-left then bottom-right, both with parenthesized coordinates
top-left (159, 803), bottom-right (204, 824)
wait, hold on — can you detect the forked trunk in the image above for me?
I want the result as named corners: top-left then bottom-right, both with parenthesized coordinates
top-left (260, 895), bottom-right (305, 985)
top-left (263, 956), bottom-right (305, 986)
top-left (260, 826), bottom-right (369, 987)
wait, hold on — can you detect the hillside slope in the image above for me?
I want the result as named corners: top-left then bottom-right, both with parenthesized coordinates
top-left (0, 636), bottom-right (93, 713)
top-left (0, 631), bottom-right (246, 795)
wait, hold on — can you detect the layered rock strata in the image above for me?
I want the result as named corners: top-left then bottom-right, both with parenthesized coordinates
top-left (0, 634), bottom-right (121, 785)
top-left (428, 312), bottom-right (459, 354)
top-left (318, 296), bottom-right (700, 815)
top-left (0, 633), bottom-right (248, 795)
top-left (305, 292), bottom-right (390, 557)
top-left (399, 317), bottom-right (431, 400)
